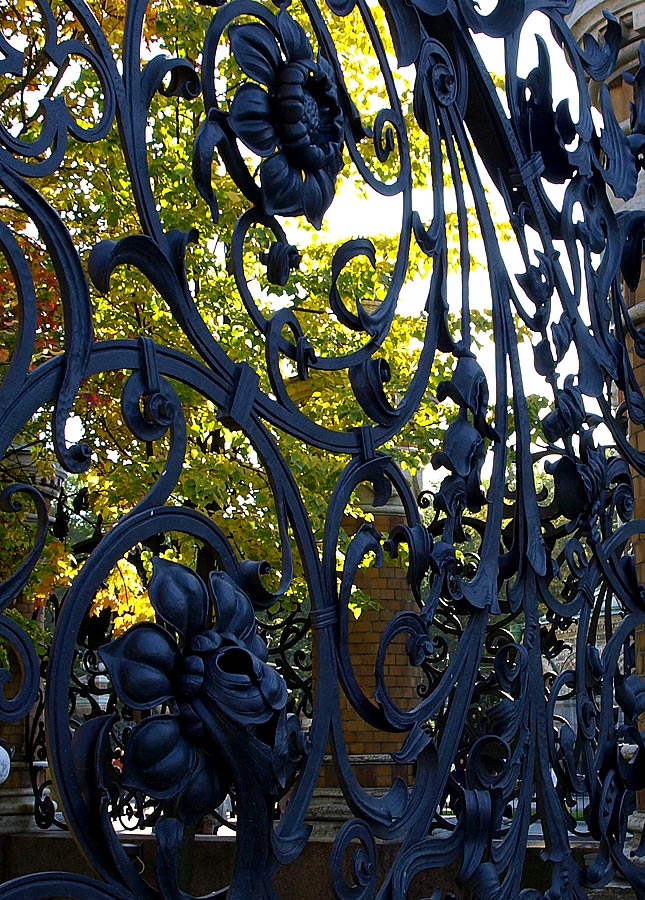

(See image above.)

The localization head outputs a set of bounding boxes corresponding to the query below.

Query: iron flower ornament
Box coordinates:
[228,9,344,229]
[98,557,291,821]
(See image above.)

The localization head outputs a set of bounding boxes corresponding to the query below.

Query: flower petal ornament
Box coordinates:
[99,559,292,815]
[228,10,344,228]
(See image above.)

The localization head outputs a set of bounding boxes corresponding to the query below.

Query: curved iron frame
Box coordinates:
[2,0,645,897]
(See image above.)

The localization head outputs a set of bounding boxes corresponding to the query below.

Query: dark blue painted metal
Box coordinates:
[2,0,645,897]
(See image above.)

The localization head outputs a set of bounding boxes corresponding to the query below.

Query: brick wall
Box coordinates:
[317,510,424,789]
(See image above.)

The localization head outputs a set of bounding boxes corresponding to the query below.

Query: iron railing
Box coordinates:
[2,0,645,897]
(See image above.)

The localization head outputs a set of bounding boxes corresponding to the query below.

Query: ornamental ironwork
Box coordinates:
[2,1,645,899]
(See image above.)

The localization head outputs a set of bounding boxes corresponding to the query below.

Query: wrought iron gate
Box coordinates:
[2,0,645,897]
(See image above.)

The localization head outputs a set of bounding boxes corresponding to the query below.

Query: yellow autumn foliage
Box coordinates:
[90,558,154,636]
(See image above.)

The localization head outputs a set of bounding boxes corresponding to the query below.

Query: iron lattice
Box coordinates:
[2,0,645,897]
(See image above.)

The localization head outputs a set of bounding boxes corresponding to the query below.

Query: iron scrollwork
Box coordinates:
[3,0,645,898]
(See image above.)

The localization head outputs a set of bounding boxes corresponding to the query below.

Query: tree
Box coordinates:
[1,0,483,637]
